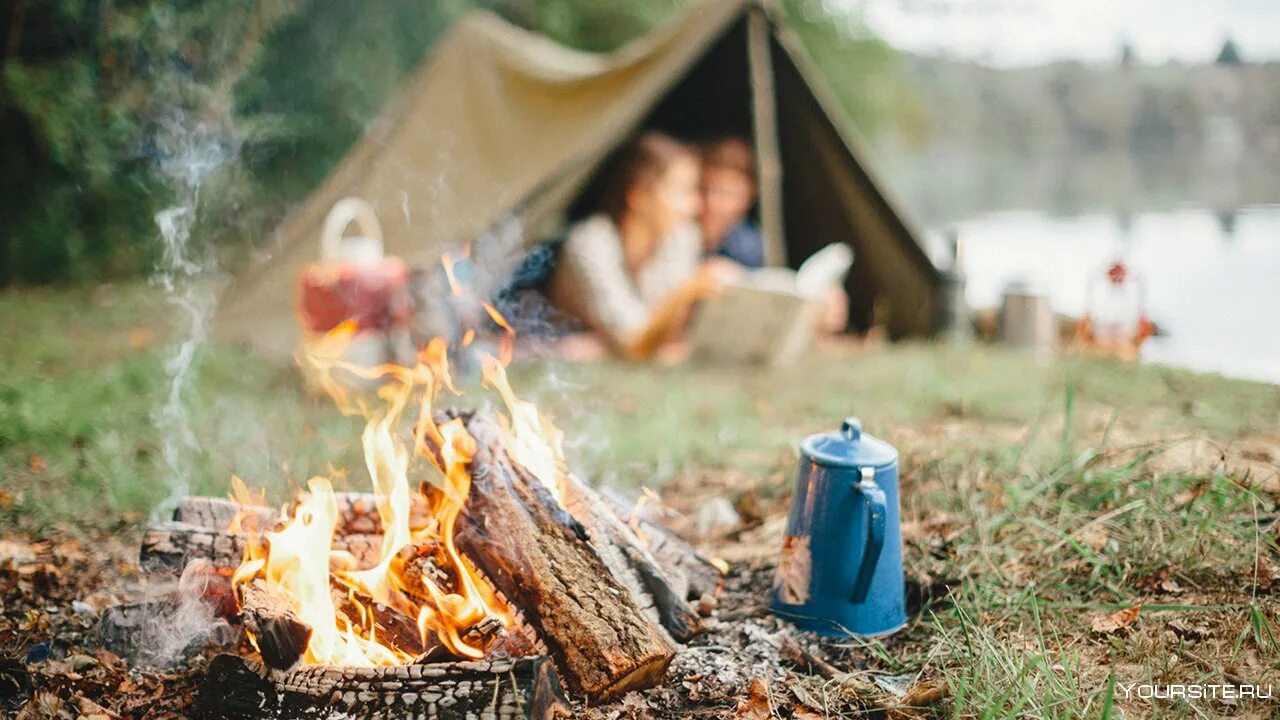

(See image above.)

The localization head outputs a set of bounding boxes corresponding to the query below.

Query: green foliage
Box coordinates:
[0,0,469,285]
[0,1,292,284]
[512,0,683,52]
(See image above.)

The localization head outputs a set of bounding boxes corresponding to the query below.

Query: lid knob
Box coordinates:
[840,417,862,442]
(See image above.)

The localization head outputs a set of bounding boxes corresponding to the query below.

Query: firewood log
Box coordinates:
[236,579,312,672]
[394,541,455,595]
[139,521,383,573]
[451,412,674,701]
[174,496,277,533]
[174,493,431,537]
[559,473,701,642]
[602,490,725,601]
[329,579,426,657]
[199,653,571,720]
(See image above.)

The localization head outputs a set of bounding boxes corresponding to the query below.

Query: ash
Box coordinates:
[591,561,805,717]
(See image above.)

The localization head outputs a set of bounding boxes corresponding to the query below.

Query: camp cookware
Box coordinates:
[771,417,906,637]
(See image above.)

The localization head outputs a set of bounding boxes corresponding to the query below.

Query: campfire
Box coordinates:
[122,275,723,719]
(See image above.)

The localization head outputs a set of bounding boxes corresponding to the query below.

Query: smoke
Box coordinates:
[459,215,629,487]
[149,117,233,518]
[104,560,238,670]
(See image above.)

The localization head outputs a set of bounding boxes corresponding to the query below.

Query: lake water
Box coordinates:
[926,205,1280,385]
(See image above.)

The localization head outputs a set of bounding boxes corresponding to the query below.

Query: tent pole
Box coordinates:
[747,7,787,268]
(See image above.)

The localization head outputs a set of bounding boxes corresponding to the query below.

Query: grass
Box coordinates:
[3,281,1280,718]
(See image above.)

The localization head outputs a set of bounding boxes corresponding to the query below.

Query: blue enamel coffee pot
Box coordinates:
[770,417,906,637]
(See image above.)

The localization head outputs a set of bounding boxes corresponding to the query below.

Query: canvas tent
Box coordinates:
[214,0,940,361]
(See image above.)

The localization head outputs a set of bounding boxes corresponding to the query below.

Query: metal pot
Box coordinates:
[771,417,906,637]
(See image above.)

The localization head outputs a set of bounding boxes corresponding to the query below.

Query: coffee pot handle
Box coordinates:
[851,467,887,603]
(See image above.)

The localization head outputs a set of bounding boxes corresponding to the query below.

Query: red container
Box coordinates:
[296,197,410,335]
[298,258,410,333]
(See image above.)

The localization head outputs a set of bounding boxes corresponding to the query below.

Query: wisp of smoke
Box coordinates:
[150,117,233,518]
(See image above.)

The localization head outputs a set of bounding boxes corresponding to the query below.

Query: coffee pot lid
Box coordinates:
[801,417,897,469]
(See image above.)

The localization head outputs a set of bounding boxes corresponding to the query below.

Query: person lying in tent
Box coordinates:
[698,136,765,269]
[549,132,723,361]
[697,135,850,334]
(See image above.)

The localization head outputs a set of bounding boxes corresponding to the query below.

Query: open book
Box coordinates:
[689,243,854,366]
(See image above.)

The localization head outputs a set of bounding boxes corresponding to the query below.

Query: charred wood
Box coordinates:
[329,579,426,657]
[236,579,312,672]
[199,652,570,720]
[393,541,455,596]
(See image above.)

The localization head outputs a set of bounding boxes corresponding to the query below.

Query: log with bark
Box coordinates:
[330,580,428,656]
[199,653,570,720]
[450,412,675,701]
[602,490,725,602]
[238,575,438,672]
[139,522,383,573]
[559,473,701,642]
[174,496,277,533]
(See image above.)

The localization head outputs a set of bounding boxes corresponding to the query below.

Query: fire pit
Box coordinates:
[116,331,722,719]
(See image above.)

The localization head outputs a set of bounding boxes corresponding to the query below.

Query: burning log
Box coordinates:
[200,653,570,720]
[237,578,432,672]
[237,579,312,672]
[394,541,454,594]
[413,615,502,664]
[453,412,675,701]
[559,473,702,642]
[139,521,383,573]
[174,493,431,537]
[330,580,426,657]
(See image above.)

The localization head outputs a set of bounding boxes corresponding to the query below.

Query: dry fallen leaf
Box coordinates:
[887,679,948,720]
[900,679,947,707]
[1091,604,1142,634]
[735,677,773,719]
[27,454,46,473]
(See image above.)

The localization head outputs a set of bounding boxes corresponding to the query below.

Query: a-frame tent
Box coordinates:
[214,0,939,361]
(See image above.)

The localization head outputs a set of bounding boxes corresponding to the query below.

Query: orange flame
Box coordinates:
[482,303,516,367]
[235,251,572,667]
[480,355,567,503]
[440,249,468,298]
